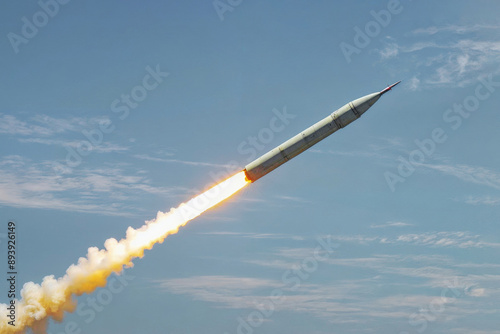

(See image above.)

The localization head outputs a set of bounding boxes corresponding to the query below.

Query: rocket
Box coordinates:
[243,81,401,182]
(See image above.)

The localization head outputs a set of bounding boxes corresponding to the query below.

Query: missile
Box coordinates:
[243,81,401,182]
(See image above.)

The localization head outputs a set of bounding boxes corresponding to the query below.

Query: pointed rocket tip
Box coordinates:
[380,80,402,95]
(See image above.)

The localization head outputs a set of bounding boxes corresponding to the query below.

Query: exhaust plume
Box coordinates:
[0,171,250,334]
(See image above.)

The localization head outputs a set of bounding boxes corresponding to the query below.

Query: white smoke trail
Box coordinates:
[0,171,250,334]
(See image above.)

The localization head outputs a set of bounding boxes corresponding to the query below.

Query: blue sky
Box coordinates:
[1,0,500,333]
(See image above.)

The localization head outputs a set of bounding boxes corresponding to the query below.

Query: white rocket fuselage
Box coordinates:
[243,82,400,182]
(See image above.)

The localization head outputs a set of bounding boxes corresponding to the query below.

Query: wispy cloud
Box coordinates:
[0,113,130,156]
[328,231,500,248]
[449,329,500,334]
[18,138,128,153]
[309,148,383,159]
[133,154,235,169]
[310,137,406,161]
[394,231,500,248]
[0,114,57,136]
[0,113,108,136]
[408,40,499,86]
[0,155,187,216]
[156,272,485,324]
[156,275,405,321]
[408,76,421,90]
[199,231,304,241]
[379,25,500,87]
[370,221,413,228]
[379,42,399,59]
[463,196,500,206]
[275,195,310,203]
[248,247,493,293]
[421,163,500,190]
[156,235,497,326]
[412,24,500,35]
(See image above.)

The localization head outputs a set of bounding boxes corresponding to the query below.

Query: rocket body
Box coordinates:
[243,82,400,182]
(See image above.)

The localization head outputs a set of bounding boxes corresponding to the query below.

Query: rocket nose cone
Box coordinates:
[380,80,401,95]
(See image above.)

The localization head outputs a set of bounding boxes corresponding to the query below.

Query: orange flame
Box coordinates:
[0,171,250,334]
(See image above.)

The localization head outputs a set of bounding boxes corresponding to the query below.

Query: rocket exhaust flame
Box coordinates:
[0,171,250,334]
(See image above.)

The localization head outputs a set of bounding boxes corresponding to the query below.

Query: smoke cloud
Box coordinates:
[0,171,249,333]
